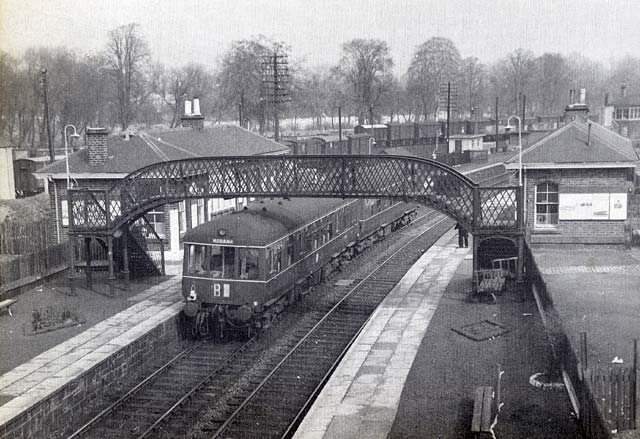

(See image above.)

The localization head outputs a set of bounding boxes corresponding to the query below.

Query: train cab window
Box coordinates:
[238,248,259,280]
[187,245,236,278]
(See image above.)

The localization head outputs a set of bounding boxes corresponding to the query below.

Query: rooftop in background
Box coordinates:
[449,134,484,139]
[36,125,289,178]
[506,120,638,167]
[607,94,640,107]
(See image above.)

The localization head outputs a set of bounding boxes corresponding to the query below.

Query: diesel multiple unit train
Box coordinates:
[181,197,416,337]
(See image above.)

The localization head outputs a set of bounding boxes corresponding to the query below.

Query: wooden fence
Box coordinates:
[0,219,49,255]
[585,367,637,432]
[0,242,69,293]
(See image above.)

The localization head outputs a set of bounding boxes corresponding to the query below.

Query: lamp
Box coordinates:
[505,116,522,187]
[64,124,80,189]
[368,137,376,155]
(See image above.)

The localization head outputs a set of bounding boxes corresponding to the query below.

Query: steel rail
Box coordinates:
[211,214,451,438]
[67,343,203,439]
[135,337,257,438]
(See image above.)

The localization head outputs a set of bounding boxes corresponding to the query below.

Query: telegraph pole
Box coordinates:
[338,106,342,142]
[41,69,54,162]
[261,47,291,143]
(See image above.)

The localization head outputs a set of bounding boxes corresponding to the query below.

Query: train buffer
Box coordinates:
[0,299,18,317]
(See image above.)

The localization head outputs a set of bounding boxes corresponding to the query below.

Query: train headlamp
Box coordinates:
[188,284,197,301]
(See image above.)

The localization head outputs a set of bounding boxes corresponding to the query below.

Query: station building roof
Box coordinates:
[505,120,638,169]
[36,125,290,180]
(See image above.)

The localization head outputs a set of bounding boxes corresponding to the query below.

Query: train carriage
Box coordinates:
[181,197,416,338]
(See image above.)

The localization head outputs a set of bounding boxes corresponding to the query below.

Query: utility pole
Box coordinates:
[521,94,526,141]
[446,82,451,142]
[261,47,290,143]
[495,96,499,151]
[41,69,54,162]
[338,106,342,142]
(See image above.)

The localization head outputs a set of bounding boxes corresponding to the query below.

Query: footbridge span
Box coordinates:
[67,155,524,284]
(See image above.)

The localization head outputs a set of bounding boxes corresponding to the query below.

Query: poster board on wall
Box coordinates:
[559,193,627,220]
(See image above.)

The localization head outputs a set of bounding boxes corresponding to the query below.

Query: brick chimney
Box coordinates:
[181,97,204,130]
[86,127,109,167]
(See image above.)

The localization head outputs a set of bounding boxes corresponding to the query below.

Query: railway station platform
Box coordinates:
[294,229,578,439]
[0,275,183,438]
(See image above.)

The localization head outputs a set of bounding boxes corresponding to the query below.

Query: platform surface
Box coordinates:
[0,276,183,427]
[294,230,579,439]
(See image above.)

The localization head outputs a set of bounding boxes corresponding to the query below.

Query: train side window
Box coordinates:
[238,248,259,280]
[268,243,282,274]
[286,236,296,266]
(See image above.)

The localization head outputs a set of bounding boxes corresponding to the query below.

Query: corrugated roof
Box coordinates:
[36,125,289,177]
[508,120,638,165]
[183,198,349,246]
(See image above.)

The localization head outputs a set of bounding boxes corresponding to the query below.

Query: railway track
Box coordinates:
[165,214,451,439]
[67,340,253,439]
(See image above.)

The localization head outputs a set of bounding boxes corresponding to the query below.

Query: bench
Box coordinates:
[0,299,17,317]
[473,269,506,301]
[471,386,494,437]
[471,364,503,437]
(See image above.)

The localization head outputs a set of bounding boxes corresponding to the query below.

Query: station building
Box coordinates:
[35,102,289,260]
[506,111,638,245]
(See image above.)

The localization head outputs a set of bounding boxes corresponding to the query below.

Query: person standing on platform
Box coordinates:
[455,223,468,248]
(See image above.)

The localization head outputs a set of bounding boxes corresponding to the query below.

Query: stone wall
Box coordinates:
[0,313,181,439]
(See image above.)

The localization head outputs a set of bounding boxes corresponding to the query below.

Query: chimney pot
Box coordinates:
[193,97,201,116]
[621,83,627,98]
[579,88,586,105]
[184,99,192,115]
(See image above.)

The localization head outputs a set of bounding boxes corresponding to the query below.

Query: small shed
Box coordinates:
[448,134,484,154]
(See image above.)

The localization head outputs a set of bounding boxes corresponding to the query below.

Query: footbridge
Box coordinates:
[67,155,524,284]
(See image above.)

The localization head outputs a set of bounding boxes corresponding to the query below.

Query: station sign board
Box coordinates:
[559,193,627,220]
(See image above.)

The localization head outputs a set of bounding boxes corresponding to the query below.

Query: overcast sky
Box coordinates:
[1,0,638,72]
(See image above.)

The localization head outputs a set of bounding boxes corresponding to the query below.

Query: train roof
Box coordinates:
[183,198,351,246]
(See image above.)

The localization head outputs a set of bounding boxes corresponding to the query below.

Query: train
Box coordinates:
[181,197,417,338]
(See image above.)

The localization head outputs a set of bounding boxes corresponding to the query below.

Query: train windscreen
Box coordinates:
[186,244,259,280]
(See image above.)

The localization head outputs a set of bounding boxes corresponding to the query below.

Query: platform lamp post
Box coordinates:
[505,115,525,284]
[505,116,522,187]
[64,124,80,295]
[368,137,376,155]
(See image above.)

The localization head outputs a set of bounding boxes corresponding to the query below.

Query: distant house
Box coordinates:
[506,111,638,245]
[34,101,289,258]
[600,85,640,141]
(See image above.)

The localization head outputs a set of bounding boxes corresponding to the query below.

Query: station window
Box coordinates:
[145,209,165,238]
[197,199,205,224]
[535,182,559,227]
[178,201,186,233]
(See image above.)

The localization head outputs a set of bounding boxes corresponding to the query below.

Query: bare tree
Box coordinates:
[334,39,393,124]
[217,36,275,131]
[501,48,535,114]
[407,37,461,121]
[534,53,570,115]
[154,62,214,128]
[105,23,150,130]
[460,57,486,117]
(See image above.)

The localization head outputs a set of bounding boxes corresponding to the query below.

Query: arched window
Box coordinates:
[535,182,559,227]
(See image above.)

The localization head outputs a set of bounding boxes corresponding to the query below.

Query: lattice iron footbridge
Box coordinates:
[67,155,524,287]
[68,155,523,235]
